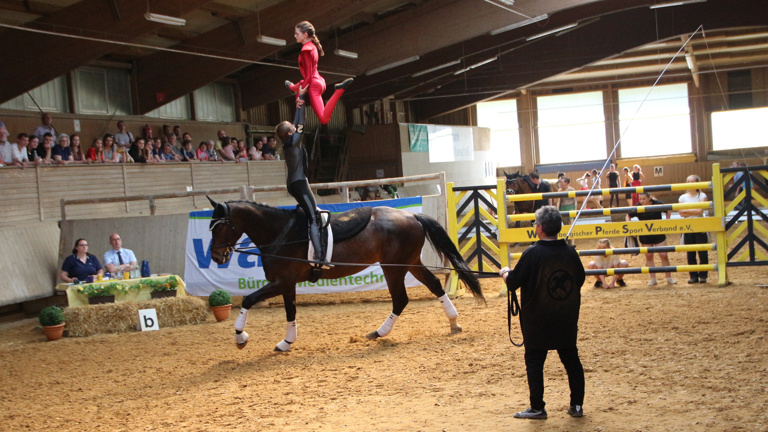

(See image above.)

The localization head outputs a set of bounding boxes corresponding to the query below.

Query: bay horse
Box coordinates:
[206,197,484,352]
[504,171,535,227]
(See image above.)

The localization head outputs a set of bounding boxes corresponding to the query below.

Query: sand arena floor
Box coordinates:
[1,246,767,432]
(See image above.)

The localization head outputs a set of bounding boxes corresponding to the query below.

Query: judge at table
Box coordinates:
[60,238,104,283]
[103,233,137,274]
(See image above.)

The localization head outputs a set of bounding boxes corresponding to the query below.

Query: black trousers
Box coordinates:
[683,232,709,279]
[524,346,584,410]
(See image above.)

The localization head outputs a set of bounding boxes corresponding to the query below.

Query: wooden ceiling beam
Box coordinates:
[0,0,210,104]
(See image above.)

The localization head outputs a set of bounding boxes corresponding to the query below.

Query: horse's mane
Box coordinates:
[229,200,297,217]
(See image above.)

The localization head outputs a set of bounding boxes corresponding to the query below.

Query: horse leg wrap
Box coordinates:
[235,331,249,346]
[285,320,297,343]
[376,313,399,337]
[234,308,249,332]
[438,294,459,320]
[275,340,292,352]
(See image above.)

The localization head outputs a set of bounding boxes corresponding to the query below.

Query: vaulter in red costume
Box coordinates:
[286,21,353,125]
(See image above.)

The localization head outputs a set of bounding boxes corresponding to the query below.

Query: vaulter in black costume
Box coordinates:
[275,87,329,272]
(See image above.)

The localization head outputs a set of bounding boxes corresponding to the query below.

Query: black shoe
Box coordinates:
[593,280,602,288]
[688,277,699,284]
[334,78,354,91]
[617,279,627,287]
[567,405,584,417]
[513,407,547,420]
[699,278,707,284]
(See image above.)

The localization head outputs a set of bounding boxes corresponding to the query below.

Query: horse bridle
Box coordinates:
[209,203,238,257]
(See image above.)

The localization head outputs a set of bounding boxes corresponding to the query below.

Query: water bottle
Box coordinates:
[141,260,151,277]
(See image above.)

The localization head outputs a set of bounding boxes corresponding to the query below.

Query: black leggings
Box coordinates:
[287,179,323,260]
[524,347,585,410]
[683,232,709,279]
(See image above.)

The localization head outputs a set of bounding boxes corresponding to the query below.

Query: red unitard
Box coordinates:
[288,41,346,125]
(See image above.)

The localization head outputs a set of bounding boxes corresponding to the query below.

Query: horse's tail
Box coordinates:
[414,214,485,303]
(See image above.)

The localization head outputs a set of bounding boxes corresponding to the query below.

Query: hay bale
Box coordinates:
[135,296,208,327]
[64,302,138,337]
[64,297,209,337]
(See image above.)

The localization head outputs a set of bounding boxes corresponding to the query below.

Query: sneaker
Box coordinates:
[567,405,584,418]
[648,279,658,286]
[617,279,627,287]
[334,77,354,91]
[667,277,677,285]
[513,407,547,420]
[593,280,603,288]
[688,277,699,284]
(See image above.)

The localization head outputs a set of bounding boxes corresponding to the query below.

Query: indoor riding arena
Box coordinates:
[1,1,767,431]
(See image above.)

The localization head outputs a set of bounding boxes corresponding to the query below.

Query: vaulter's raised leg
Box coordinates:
[234,281,289,349]
[275,291,298,352]
[410,265,462,334]
[367,267,409,340]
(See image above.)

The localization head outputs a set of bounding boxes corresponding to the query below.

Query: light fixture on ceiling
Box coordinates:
[144,13,186,26]
[411,60,461,77]
[334,49,359,59]
[490,14,549,35]
[256,35,286,46]
[497,0,515,5]
[526,22,578,41]
[453,57,498,75]
[366,56,420,76]
[254,0,286,47]
[649,0,706,9]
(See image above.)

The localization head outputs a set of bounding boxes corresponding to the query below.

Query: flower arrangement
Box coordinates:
[208,289,232,307]
[78,282,120,298]
[39,305,65,327]
[142,276,179,292]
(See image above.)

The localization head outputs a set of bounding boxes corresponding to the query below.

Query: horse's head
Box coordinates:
[504,170,522,194]
[207,196,240,265]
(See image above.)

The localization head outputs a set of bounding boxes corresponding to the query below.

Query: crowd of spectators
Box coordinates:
[0,114,280,168]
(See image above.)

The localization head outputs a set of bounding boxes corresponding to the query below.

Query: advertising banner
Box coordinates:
[184,197,424,296]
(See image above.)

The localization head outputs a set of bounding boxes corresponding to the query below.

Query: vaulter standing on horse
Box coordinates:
[276,85,330,276]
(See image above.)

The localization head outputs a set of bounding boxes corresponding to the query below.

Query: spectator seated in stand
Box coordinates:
[206,139,219,161]
[52,133,74,165]
[180,139,197,161]
[27,135,42,165]
[235,139,248,162]
[196,142,209,161]
[102,134,121,163]
[103,233,137,275]
[152,137,163,161]
[129,138,154,164]
[0,124,13,166]
[11,132,30,167]
[70,134,85,163]
[586,238,629,289]
[219,137,236,161]
[60,238,104,283]
[248,139,264,161]
[159,143,179,161]
[86,137,105,164]
[39,133,55,165]
[262,136,277,160]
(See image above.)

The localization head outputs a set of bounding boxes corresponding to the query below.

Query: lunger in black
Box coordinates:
[500,205,586,420]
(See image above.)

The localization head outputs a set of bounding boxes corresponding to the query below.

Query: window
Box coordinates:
[146,95,191,120]
[75,67,131,115]
[711,107,768,151]
[477,99,521,167]
[0,76,69,113]
[194,82,236,122]
[537,91,606,164]
[618,83,692,158]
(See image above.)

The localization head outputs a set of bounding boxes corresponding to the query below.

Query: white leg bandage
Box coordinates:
[234,308,249,331]
[376,313,399,337]
[285,320,297,343]
[235,331,249,345]
[438,294,459,320]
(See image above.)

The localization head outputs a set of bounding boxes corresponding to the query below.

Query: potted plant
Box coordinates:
[148,276,179,299]
[39,306,66,341]
[78,282,118,304]
[208,289,232,322]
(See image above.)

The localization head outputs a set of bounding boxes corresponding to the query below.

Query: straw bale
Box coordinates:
[64,302,138,337]
[135,296,208,327]
[64,297,209,337]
